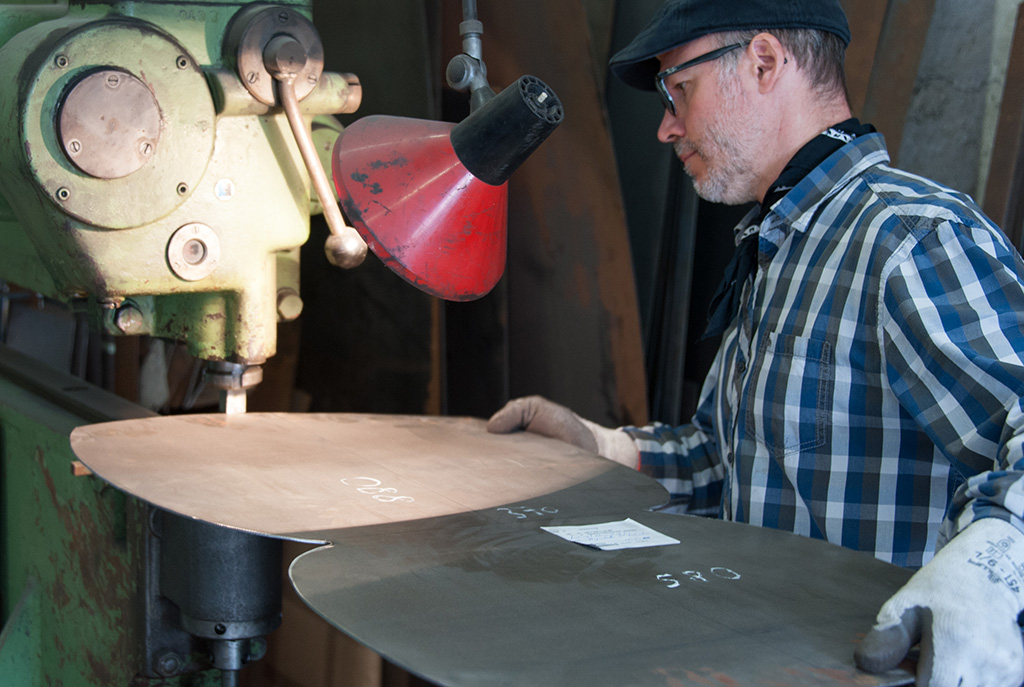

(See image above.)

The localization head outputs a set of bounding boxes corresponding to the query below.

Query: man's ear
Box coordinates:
[748,32,787,93]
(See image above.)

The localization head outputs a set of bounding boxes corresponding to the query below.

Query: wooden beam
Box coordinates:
[984,5,1024,244]
[474,0,649,427]
[859,0,936,163]
[841,0,889,117]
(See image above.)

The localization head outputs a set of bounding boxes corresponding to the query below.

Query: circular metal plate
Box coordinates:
[166,223,220,281]
[291,511,916,687]
[58,69,162,179]
[232,6,324,105]
[70,413,667,542]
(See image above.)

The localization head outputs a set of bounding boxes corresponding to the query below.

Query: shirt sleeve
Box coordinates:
[881,216,1024,545]
[622,350,727,516]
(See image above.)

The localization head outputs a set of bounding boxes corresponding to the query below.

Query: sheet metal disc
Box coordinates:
[69,413,667,542]
[291,510,915,687]
[71,412,915,686]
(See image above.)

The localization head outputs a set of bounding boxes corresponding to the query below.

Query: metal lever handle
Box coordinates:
[265,35,367,269]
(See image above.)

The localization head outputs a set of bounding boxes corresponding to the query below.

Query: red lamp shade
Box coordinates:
[332,115,507,301]
[332,75,562,301]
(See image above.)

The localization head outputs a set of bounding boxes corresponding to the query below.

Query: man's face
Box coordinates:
[657,38,767,205]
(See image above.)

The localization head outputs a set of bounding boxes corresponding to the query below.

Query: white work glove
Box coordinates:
[487,395,638,468]
[855,517,1024,687]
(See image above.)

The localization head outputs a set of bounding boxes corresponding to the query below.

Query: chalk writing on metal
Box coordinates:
[657,567,741,588]
[496,506,559,519]
[340,477,414,503]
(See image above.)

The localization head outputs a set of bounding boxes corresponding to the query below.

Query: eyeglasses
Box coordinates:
[656,42,747,116]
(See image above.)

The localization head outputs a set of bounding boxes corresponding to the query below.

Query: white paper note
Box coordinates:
[541,518,680,551]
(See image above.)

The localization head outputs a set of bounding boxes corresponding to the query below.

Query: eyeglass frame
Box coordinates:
[655,42,748,116]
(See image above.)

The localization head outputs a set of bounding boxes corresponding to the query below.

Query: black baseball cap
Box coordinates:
[610,0,851,91]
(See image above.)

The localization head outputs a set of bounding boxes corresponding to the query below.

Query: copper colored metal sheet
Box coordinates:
[71,412,915,686]
[69,413,666,542]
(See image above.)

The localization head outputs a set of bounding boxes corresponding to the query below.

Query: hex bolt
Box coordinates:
[56,187,70,201]
[276,288,304,321]
[155,650,183,677]
[54,54,69,69]
[114,304,145,335]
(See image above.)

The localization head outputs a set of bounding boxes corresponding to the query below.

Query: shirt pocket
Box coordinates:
[744,332,834,460]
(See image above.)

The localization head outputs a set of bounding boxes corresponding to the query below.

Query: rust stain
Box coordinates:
[683,670,718,686]
[702,668,740,686]
[653,667,689,687]
[32,442,138,684]
[85,647,118,685]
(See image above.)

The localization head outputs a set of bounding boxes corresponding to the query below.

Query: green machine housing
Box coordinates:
[0,1,365,684]
[0,0,361,368]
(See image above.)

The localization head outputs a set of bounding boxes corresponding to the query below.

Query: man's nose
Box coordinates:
[657,108,685,143]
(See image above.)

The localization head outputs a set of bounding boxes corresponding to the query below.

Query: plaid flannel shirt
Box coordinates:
[625,132,1024,568]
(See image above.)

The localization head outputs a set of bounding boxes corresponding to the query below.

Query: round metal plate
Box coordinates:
[291,511,916,687]
[166,223,220,281]
[70,413,667,542]
[232,6,324,105]
[58,69,162,179]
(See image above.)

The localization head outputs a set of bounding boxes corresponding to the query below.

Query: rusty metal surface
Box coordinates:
[70,413,667,542]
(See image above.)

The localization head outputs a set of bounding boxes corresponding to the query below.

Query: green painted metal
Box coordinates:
[0,346,225,686]
[0,578,41,687]
[0,0,347,365]
[0,2,348,680]
[0,365,144,684]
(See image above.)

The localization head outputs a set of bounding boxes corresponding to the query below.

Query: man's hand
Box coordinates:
[855,518,1024,687]
[487,395,638,467]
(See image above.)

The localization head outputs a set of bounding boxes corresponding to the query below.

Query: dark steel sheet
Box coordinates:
[291,510,915,687]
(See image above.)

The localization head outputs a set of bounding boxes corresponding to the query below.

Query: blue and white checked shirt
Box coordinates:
[624,132,1024,568]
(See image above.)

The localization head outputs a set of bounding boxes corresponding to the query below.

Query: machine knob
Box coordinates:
[228,5,367,269]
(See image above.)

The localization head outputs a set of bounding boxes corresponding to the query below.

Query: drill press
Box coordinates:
[0,1,562,683]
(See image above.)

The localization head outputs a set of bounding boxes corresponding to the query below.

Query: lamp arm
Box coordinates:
[446,1,495,112]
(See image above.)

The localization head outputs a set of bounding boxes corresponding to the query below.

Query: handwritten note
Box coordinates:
[541,518,680,551]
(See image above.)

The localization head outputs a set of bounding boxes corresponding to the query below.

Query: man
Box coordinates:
[487,1,1024,685]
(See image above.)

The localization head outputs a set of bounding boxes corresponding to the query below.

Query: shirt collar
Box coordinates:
[732,131,891,264]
